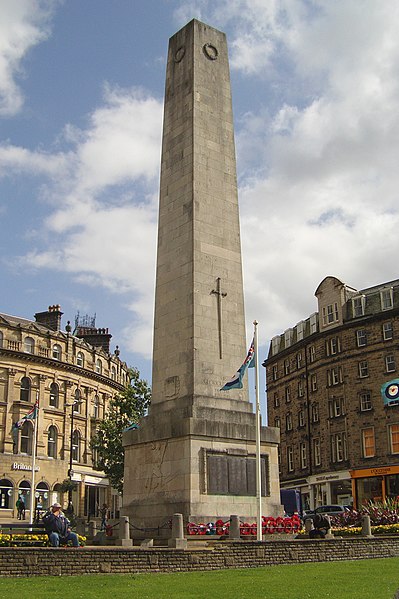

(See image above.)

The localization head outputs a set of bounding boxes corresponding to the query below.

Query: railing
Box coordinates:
[7,341,21,351]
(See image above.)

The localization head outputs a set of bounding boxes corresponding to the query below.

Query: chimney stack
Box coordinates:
[75,327,112,353]
[34,305,63,332]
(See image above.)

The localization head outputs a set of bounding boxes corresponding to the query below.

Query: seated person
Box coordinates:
[309,513,331,539]
[43,502,79,548]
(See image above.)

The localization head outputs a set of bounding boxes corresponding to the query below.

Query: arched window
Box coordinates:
[20,421,33,455]
[18,481,31,509]
[111,366,116,380]
[73,389,81,413]
[49,383,59,408]
[24,336,35,354]
[36,481,49,510]
[20,377,31,402]
[93,395,100,419]
[72,430,81,462]
[51,483,62,508]
[76,352,84,367]
[91,432,98,467]
[95,359,102,375]
[0,479,13,509]
[52,344,62,360]
[47,425,58,458]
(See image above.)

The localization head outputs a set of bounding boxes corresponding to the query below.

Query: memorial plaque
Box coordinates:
[228,455,248,495]
[207,452,270,496]
[207,453,229,494]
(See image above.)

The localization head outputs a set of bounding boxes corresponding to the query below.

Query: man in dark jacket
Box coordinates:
[309,513,331,539]
[42,502,79,547]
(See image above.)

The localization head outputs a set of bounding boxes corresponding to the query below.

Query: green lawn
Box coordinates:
[0,558,398,598]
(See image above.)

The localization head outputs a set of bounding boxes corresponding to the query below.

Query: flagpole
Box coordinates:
[253,320,262,541]
[29,391,39,526]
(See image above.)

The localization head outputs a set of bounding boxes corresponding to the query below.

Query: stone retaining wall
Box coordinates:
[1,537,399,577]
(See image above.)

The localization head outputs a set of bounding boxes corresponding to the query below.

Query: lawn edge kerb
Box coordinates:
[1,525,399,546]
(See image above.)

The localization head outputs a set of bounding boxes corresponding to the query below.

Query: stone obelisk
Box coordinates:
[123,19,280,533]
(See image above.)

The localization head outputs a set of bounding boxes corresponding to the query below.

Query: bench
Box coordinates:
[0,522,48,546]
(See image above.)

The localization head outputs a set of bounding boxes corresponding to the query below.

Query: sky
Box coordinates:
[1,0,399,391]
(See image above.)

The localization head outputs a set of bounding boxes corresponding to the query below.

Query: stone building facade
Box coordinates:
[264,276,399,511]
[0,305,129,519]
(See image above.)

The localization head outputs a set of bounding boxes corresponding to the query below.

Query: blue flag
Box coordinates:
[220,339,255,391]
[381,379,399,405]
[123,422,139,432]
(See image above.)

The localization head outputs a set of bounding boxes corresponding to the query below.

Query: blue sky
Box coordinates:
[1,0,399,390]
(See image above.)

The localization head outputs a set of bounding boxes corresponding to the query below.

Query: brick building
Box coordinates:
[0,305,129,519]
[264,276,399,510]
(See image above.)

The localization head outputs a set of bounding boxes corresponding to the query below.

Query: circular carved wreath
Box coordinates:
[203,43,218,60]
[174,46,186,63]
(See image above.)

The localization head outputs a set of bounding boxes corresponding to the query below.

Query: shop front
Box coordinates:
[350,465,399,508]
[307,470,352,509]
[0,474,59,519]
[70,470,110,519]
[0,455,111,520]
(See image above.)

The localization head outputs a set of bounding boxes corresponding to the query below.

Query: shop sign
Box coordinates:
[11,463,39,472]
[350,465,399,478]
[85,475,109,485]
[308,471,350,484]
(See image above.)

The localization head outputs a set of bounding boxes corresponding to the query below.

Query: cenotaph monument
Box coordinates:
[123,19,280,533]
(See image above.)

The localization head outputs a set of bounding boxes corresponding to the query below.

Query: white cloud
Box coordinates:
[0,0,55,116]
[0,144,69,176]
[25,204,157,286]
[74,85,162,195]
[4,84,162,357]
[207,1,399,346]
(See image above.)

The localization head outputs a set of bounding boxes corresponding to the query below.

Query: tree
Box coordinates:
[90,367,151,494]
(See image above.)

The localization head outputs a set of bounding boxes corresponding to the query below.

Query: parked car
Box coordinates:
[303,505,350,522]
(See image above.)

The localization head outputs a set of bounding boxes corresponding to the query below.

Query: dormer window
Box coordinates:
[309,313,318,334]
[380,288,393,311]
[322,303,339,326]
[271,336,280,356]
[352,295,365,318]
[284,328,293,348]
[296,321,305,341]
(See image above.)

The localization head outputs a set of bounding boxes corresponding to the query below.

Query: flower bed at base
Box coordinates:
[0,534,86,547]
[297,523,399,537]
[186,515,302,536]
